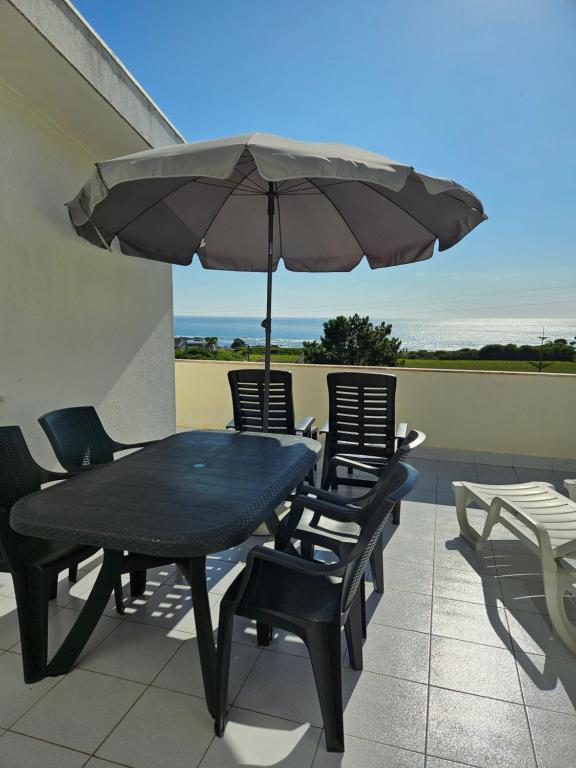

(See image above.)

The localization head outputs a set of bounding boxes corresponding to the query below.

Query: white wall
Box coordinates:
[0,79,176,468]
[175,360,576,460]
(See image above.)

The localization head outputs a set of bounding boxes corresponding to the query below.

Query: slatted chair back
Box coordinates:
[326,372,397,461]
[340,462,417,613]
[228,369,296,434]
[39,406,114,471]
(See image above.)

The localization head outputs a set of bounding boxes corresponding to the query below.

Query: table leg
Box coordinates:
[185,556,217,717]
[47,548,124,677]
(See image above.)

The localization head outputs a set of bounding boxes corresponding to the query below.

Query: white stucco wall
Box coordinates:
[0,77,176,468]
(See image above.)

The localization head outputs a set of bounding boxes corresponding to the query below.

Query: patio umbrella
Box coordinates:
[66,132,486,429]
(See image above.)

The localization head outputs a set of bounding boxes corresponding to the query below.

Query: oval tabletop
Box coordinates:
[11,430,321,558]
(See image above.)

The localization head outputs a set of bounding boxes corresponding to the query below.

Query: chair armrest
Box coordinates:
[246,545,343,577]
[295,416,315,435]
[396,423,408,441]
[319,421,329,435]
[291,494,361,524]
[39,468,74,484]
[329,455,380,477]
[299,483,355,505]
[225,419,236,431]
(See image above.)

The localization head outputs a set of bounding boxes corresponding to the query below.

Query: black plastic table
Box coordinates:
[11,429,320,713]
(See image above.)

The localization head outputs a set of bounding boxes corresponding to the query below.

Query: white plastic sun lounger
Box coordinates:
[454,478,576,654]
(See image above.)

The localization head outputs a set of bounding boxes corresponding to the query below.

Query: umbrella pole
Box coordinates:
[262,182,275,432]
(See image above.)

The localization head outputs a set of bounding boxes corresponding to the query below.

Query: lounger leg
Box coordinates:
[68,565,78,583]
[541,548,576,655]
[454,482,484,549]
[392,501,401,526]
[306,623,345,752]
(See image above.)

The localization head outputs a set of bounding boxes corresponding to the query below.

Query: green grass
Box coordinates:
[402,359,576,373]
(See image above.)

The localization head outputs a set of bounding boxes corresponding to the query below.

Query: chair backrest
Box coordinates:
[0,426,44,567]
[0,426,44,511]
[38,406,114,471]
[228,369,296,434]
[326,372,397,459]
[340,461,419,614]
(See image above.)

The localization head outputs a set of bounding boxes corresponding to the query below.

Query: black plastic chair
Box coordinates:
[38,406,157,596]
[320,372,408,524]
[227,369,315,437]
[214,461,419,752]
[0,426,124,683]
[277,429,426,608]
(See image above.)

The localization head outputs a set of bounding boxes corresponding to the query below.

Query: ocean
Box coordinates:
[174,316,576,352]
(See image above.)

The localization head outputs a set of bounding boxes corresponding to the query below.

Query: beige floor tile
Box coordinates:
[427,686,535,768]
[0,731,87,767]
[13,668,144,753]
[97,686,213,768]
[200,707,321,768]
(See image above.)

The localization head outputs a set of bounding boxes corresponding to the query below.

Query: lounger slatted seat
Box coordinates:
[454,479,576,654]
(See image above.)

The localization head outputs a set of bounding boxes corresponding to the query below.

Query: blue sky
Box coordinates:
[75,0,576,320]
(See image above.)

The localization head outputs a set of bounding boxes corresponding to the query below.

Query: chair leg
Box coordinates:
[344,594,364,671]
[360,575,367,639]
[214,607,234,737]
[129,570,147,597]
[49,577,58,601]
[306,623,345,752]
[68,564,78,583]
[256,621,272,646]
[369,535,384,593]
[12,568,50,683]
[114,578,124,615]
[392,501,401,526]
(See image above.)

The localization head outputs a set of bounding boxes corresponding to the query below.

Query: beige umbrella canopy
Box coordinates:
[67,131,487,427]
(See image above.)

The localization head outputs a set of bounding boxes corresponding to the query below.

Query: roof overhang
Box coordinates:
[0,0,184,157]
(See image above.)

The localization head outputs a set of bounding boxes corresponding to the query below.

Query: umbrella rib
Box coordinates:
[195,164,262,250]
[112,176,201,239]
[306,178,368,259]
[360,181,439,240]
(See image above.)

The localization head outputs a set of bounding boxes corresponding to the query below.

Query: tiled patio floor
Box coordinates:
[1,450,576,767]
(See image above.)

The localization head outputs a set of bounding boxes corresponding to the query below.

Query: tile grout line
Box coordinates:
[423,495,438,760]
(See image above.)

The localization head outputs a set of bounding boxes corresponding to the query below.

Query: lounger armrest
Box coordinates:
[319,421,329,435]
[295,416,315,435]
[489,496,550,542]
[564,479,576,502]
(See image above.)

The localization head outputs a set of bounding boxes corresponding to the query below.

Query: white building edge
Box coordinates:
[0,0,184,466]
